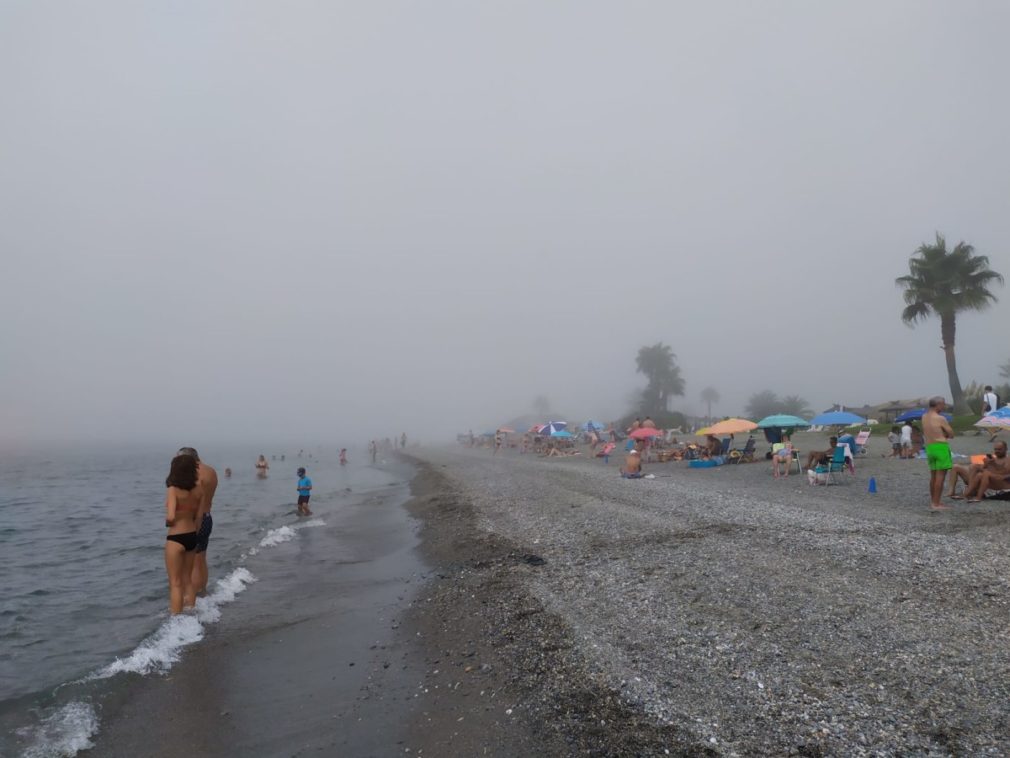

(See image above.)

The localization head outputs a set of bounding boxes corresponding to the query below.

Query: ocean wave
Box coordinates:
[90,567,256,679]
[258,525,297,548]
[18,701,98,758]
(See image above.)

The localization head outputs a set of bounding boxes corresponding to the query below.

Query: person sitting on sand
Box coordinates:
[621,442,644,478]
[704,434,722,458]
[958,440,1010,502]
[772,434,794,478]
[804,436,838,470]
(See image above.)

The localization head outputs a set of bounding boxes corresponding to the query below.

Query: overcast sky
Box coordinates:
[2,1,1008,445]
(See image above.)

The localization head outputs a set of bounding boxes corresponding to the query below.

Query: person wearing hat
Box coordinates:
[296,467,313,516]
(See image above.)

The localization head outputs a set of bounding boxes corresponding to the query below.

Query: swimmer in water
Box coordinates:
[256,454,269,478]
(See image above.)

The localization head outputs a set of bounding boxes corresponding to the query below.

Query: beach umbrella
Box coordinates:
[894,409,952,423]
[757,414,810,429]
[582,420,606,432]
[976,407,1010,429]
[550,429,575,438]
[697,418,757,436]
[629,427,663,440]
[809,411,866,426]
[537,421,567,436]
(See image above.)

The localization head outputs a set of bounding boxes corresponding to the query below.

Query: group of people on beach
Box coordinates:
[162,448,328,614]
[479,393,1010,513]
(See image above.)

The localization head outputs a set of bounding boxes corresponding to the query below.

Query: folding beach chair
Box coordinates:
[825,445,851,485]
[728,437,756,464]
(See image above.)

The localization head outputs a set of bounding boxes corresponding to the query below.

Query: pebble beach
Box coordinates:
[404,432,1010,755]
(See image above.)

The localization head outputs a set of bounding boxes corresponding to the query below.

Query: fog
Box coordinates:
[2,1,1008,446]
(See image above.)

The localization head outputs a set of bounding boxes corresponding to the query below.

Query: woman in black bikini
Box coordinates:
[165,454,204,614]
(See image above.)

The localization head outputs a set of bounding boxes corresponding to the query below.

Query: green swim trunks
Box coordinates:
[926,442,952,471]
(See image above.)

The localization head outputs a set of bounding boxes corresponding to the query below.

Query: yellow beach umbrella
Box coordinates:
[697,418,757,436]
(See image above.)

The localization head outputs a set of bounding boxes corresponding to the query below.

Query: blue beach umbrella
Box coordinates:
[975,406,1010,429]
[757,414,810,429]
[809,411,866,426]
[551,429,575,438]
[582,420,606,432]
[895,409,952,423]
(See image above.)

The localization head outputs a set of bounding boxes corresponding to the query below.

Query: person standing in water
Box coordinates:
[176,447,218,601]
[369,440,377,464]
[164,454,204,614]
[339,448,347,465]
[296,467,313,516]
[256,454,269,478]
[923,396,955,511]
[401,432,407,449]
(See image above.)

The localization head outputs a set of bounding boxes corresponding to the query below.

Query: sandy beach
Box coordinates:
[401,432,1010,755]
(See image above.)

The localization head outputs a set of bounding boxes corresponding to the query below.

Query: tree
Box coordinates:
[896,234,1003,414]
[700,386,720,421]
[779,395,813,418]
[744,390,812,420]
[635,343,685,415]
[745,390,781,420]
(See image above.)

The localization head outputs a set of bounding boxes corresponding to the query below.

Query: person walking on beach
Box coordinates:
[164,454,204,614]
[256,454,269,478]
[885,426,901,458]
[369,440,377,464]
[900,421,913,459]
[176,447,217,601]
[923,396,955,511]
[401,432,407,449]
[295,467,313,515]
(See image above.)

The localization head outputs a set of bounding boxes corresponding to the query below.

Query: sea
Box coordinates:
[0,443,411,757]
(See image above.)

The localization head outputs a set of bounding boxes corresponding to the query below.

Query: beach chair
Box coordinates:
[728,437,756,464]
[854,430,871,457]
[825,445,851,485]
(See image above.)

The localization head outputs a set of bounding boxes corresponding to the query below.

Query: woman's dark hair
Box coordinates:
[166,454,199,490]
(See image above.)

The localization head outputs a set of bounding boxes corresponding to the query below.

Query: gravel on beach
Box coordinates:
[405,433,1010,756]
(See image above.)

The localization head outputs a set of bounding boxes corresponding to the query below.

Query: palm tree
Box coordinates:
[635,343,685,414]
[896,234,1003,414]
[700,386,720,421]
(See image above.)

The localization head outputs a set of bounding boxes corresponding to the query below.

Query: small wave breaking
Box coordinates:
[91,567,256,680]
[18,701,98,758]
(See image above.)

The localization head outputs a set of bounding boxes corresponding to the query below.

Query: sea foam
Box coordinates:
[19,701,99,758]
[91,567,256,679]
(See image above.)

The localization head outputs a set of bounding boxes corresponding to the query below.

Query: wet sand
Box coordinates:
[84,466,434,758]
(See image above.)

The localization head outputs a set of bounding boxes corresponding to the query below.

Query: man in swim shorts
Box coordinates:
[296,467,313,516]
[177,447,218,599]
[922,397,954,511]
[621,442,644,478]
